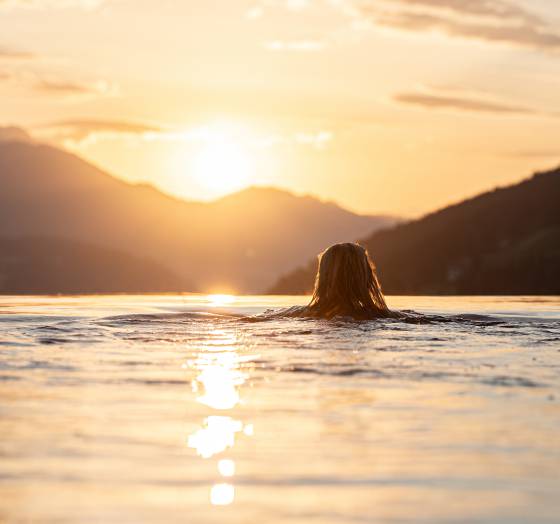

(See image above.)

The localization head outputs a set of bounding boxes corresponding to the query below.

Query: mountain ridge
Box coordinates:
[0,137,397,293]
[268,167,560,295]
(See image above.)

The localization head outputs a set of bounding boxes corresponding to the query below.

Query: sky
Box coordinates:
[1,0,560,217]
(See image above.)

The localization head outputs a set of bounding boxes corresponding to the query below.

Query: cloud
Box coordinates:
[37,118,335,153]
[0,45,113,100]
[393,91,535,114]
[32,78,118,100]
[37,119,241,147]
[373,0,538,22]
[0,45,34,59]
[0,67,115,100]
[249,2,326,51]
[39,119,164,142]
[248,1,560,52]
[354,0,560,52]
[264,39,325,52]
[28,78,119,101]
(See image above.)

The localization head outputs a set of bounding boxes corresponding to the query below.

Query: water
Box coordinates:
[1,295,559,524]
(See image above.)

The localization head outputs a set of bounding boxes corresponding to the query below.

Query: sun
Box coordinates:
[192,127,254,197]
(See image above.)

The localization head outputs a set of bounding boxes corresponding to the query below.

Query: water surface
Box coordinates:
[1,295,559,523]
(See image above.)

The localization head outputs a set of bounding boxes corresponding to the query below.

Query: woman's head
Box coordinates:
[307,243,388,319]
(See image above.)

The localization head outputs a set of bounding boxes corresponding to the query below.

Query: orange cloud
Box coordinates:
[38,119,163,142]
[34,79,115,97]
[0,44,34,59]
[355,0,560,52]
[393,91,535,115]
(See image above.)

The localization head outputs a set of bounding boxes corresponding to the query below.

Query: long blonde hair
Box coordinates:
[304,243,390,319]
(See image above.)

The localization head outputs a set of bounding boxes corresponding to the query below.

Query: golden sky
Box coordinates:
[1,0,560,216]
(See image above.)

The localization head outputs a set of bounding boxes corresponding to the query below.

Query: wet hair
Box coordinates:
[303,242,390,320]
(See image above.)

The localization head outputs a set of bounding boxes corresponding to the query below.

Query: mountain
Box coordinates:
[0,136,396,293]
[269,167,560,295]
[0,237,190,294]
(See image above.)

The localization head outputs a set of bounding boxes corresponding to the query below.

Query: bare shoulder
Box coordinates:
[242,305,308,322]
[281,305,309,317]
[266,305,308,318]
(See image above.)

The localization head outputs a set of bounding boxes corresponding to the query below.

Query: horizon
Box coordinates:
[2,0,560,216]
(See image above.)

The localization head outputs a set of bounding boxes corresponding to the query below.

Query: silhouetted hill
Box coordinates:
[0,136,396,293]
[269,168,560,295]
[0,237,190,294]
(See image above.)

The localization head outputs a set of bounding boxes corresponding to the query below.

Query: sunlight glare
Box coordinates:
[196,363,243,410]
[193,125,254,196]
[188,416,243,458]
[191,329,246,410]
[207,294,236,307]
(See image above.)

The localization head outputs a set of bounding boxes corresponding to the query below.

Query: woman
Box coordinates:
[258,242,400,320]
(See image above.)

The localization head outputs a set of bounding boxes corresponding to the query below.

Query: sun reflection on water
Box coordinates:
[207,294,236,307]
[210,483,235,506]
[186,326,254,508]
[190,329,248,410]
[187,416,244,458]
[193,357,245,410]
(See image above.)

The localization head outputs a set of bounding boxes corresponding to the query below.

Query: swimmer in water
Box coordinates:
[260,242,402,320]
